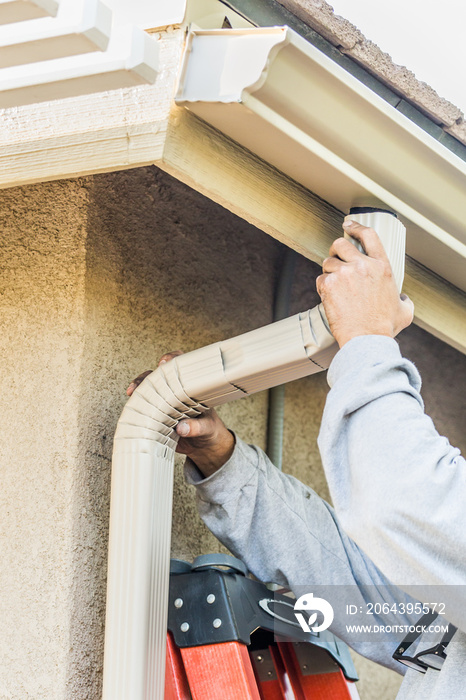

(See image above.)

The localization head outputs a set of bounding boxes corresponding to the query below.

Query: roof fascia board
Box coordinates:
[239,91,466,284]
[176,27,466,292]
[403,259,466,354]
[218,0,466,163]
[160,108,466,354]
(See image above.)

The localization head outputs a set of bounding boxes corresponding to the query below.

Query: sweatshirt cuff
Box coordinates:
[184,434,260,504]
[327,335,402,388]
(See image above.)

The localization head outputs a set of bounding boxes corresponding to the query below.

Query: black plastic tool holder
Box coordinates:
[167,554,358,681]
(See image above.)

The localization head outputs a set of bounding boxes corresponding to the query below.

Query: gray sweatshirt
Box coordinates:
[184,335,466,699]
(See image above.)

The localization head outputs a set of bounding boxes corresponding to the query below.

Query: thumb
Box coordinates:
[176,416,212,439]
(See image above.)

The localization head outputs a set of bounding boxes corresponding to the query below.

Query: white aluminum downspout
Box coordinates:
[102,212,405,698]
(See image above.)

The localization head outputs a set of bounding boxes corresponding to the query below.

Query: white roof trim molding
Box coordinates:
[0,0,112,68]
[176,26,466,294]
[0,0,160,107]
[0,25,159,107]
[0,0,58,25]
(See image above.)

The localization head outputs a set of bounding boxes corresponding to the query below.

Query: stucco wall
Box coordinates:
[0,181,90,698]
[1,166,464,699]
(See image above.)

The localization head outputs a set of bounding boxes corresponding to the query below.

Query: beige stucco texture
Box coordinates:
[1,167,464,699]
[0,181,90,699]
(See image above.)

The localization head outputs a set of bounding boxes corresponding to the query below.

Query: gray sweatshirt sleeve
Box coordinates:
[184,437,418,671]
[318,335,466,632]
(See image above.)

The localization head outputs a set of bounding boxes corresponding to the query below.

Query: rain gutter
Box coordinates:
[175,26,466,293]
[218,0,466,164]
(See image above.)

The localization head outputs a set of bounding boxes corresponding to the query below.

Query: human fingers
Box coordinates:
[322,256,346,273]
[342,219,388,260]
[175,410,234,475]
[327,236,362,263]
[158,350,183,366]
[315,272,332,299]
[127,369,153,396]
[176,413,216,439]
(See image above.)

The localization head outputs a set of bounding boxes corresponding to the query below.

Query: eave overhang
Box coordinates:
[176,26,466,293]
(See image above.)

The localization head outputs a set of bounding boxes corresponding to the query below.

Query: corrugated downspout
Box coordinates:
[103,211,406,699]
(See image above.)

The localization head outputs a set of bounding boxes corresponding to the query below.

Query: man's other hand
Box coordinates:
[316,218,414,348]
[126,351,235,477]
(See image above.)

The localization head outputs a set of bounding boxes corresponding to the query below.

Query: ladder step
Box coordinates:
[180,642,262,700]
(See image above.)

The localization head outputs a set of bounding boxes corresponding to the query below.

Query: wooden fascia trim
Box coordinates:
[160,108,466,355]
[0,28,184,189]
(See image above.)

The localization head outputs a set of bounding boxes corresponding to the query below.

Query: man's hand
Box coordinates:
[316,218,414,348]
[126,351,235,478]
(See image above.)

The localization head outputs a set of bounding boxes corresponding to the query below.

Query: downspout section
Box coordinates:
[103,211,405,699]
[103,308,336,699]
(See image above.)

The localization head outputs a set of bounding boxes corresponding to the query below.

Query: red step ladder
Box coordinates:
[165,555,360,700]
[165,634,359,699]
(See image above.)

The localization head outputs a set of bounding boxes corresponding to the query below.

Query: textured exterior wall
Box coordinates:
[1,166,464,699]
[0,181,90,699]
[0,167,278,699]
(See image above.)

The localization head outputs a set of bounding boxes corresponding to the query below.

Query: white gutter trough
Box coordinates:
[175,27,466,293]
[103,212,405,699]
